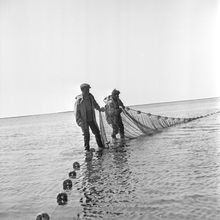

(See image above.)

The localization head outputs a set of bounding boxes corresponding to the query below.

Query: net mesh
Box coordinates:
[99,108,219,146]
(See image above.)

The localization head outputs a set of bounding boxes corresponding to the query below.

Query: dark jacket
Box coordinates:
[103,95,125,125]
[74,93,100,127]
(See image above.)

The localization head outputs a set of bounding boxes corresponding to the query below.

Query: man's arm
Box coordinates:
[90,94,101,111]
[118,98,125,109]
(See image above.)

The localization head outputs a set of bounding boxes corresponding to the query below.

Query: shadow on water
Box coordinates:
[78,143,134,219]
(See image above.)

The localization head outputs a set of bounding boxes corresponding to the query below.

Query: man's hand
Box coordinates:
[78,121,85,129]
[100,107,105,112]
[117,108,122,114]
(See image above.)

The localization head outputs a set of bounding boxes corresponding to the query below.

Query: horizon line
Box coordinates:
[0,96,219,120]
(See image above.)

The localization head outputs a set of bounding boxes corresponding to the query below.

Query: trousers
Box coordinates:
[111,114,124,138]
[81,120,104,150]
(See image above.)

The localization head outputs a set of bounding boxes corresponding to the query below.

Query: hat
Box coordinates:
[80,83,91,90]
[112,89,120,95]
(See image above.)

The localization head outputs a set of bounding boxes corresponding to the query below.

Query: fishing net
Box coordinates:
[99,108,219,146]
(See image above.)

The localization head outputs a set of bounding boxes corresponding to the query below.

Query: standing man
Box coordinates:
[104,89,125,139]
[74,83,104,151]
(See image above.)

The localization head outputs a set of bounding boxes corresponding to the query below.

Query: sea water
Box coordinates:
[0,98,220,220]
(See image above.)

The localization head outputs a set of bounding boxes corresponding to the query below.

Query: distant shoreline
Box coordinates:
[1,96,219,120]
[130,96,220,108]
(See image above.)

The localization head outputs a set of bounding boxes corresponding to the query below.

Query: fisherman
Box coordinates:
[74,83,104,151]
[104,89,125,139]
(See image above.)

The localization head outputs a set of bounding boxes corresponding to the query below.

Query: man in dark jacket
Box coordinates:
[104,89,125,139]
[74,83,104,151]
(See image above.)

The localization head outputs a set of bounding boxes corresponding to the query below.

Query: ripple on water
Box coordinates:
[1,101,220,219]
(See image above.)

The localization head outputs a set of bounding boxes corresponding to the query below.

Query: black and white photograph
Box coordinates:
[0,0,220,219]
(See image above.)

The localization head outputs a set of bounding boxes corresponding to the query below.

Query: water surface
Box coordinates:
[0,98,220,219]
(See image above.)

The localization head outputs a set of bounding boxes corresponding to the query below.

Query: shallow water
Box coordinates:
[0,98,220,220]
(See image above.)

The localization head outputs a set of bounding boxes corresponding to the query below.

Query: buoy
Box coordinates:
[42,213,50,220]
[57,192,68,205]
[85,152,93,162]
[36,213,50,220]
[73,162,80,170]
[63,179,72,190]
[36,214,42,220]
[69,170,76,178]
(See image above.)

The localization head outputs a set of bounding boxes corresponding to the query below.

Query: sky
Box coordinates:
[0,0,220,118]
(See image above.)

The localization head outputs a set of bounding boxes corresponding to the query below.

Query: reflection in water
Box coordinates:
[0,98,219,220]
[79,143,133,219]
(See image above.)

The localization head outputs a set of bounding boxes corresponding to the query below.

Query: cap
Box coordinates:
[112,89,120,95]
[80,83,91,90]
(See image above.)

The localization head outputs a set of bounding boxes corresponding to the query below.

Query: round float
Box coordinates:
[63,179,72,190]
[73,162,80,170]
[57,192,68,205]
[69,170,76,178]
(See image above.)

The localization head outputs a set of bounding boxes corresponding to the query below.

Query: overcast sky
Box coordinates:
[0,0,220,118]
